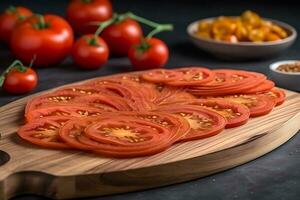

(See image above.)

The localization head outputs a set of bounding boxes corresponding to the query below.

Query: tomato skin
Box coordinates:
[128,38,169,70]
[0,6,32,44]
[66,0,113,35]
[3,68,38,94]
[10,15,74,67]
[101,18,143,55]
[71,34,109,69]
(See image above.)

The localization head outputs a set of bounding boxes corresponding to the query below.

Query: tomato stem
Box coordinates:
[124,12,173,38]
[34,14,49,30]
[81,0,92,3]
[125,12,161,28]
[93,14,117,37]
[91,12,173,39]
[146,24,173,38]
[6,6,17,14]
[0,60,28,87]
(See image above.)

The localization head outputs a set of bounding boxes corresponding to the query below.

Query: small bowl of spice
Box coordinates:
[270,60,300,91]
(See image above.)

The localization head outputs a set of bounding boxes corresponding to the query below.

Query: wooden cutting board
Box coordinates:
[0,74,300,200]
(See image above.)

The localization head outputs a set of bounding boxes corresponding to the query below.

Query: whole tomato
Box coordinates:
[128,37,169,70]
[1,60,38,94]
[10,14,74,67]
[101,18,143,56]
[66,0,113,35]
[71,34,109,69]
[0,6,32,44]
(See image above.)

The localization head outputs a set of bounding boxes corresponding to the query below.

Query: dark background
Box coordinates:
[0,1,300,200]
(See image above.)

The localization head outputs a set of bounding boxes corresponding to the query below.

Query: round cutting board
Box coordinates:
[0,75,299,200]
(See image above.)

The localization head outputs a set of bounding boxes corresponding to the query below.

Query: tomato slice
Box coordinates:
[156,105,226,142]
[75,116,176,158]
[18,116,73,149]
[154,86,196,105]
[25,104,103,121]
[222,94,276,117]
[187,70,266,96]
[179,99,250,128]
[25,91,85,114]
[72,94,134,111]
[165,67,215,86]
[141,69,183,83]
[260,88,286,106]
[104,111,191,142]
[243,80,275,94]
[85,79,154,110]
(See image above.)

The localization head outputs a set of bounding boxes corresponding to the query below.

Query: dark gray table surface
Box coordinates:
[0,1,299,200]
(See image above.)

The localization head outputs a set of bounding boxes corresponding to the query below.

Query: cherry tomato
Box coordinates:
[66,0,113,35]
[71,34,109,69]
[10,14,74,67]
[2,62,38,94]
[128,38,169,70]
[101,18,143,55]
[0,6,32,44]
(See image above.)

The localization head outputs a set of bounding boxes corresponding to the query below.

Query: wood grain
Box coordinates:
[0,74,299,200]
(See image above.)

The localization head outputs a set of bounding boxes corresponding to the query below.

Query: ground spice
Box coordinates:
[277,62,300,73]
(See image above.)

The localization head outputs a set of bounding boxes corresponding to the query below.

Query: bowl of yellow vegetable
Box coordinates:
[187,11,297,60]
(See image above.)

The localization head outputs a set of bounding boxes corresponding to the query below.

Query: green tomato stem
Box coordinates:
[81,0,92,3]
[0,60,27,87]
[34,14,48,30]
[94,14,117,37]
[146,24,173,38]
[6,6,17,14]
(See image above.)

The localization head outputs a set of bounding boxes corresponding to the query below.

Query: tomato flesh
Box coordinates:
[222,94,276,117]
[18,116,73,149]
[181,99,250,128]
[156,105,226,142]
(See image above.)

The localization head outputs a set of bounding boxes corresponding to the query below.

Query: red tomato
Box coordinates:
[101,18,143,55]
[71,34,109,69]
[3,67,38,94]
[10,14,74,67]
[66,0,113,35]
[0,6,32,44]
[128,38,169,70]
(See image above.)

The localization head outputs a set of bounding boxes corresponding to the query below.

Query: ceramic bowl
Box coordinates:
[187,18,297,60]
[269,60,300,91]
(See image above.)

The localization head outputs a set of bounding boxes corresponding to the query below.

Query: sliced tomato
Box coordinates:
[178,99,250,128]
[141,69,182,83]
[243,80,275,94]
[72,94,134,111]
[155,87,196,106]
[116,73,160,103]
[83,116,175,158]
[165,67,215,86]
[85,79,154,110]
[25,90,85,114]
[187,70,266,96]
[104,111,191,142]
[25,104,103,121]
[222,94,276,117]
[18,116,73,149]
[155,105,226,142]
[259,88,286,106]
